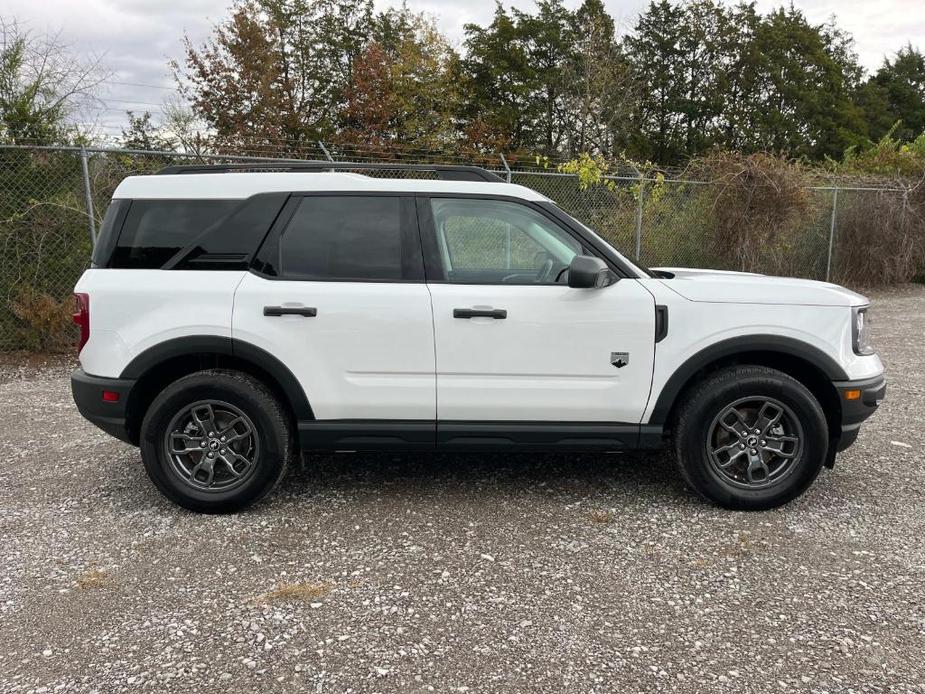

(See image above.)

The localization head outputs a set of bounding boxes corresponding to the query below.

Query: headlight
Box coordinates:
[853,306,874,355]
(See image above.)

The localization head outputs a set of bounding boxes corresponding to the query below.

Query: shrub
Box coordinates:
[832,131,925,285]
[831,183,925,286]
[688,152,822,277]
[10,287,74,352]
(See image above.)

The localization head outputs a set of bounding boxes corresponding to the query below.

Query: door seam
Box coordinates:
[424,282,439,424]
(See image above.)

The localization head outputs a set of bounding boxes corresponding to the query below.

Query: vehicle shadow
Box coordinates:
[279,448,691,506]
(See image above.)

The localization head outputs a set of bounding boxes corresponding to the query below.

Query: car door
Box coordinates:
[232,194,436,437]
[420,195,655,426]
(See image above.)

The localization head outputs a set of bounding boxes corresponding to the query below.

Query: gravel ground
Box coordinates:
[1,285,923,694]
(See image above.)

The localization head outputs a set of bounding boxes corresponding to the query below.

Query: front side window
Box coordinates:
[279,196,414,281]
[429,198,582,284]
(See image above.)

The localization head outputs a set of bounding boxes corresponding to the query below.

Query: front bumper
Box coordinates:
[832,374,886,451]
[71,368,137,444]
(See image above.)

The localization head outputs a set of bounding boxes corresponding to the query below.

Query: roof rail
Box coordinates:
[155,160,506,183]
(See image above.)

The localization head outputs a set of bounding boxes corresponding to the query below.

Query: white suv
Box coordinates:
[71,162,885,513]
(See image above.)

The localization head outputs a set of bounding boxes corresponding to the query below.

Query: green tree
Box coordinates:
[858,45,925,142]
[747,8,866,159]
[563,0,633,156]
[120,111,176,151]
[714,2,761,151]
[676,0,728,154]
[515,0,574,154]
[624,0,687,162]
[623,1,869,163]
[460,4,534,152]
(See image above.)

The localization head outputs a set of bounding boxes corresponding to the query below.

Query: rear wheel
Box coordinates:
[673,365,828,510]
[140,370,292,513]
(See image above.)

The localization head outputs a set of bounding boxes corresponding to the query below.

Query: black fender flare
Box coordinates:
[120,335,313,420]
[648,334,848,426]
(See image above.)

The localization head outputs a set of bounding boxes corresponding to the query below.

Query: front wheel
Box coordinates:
[673,365,829,510]
[140,370,293,513]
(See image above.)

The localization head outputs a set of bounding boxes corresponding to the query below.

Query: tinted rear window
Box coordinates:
[90,199,129,267]
[111,200,237,269]
[279,196,408,281]
[174,193,287,271]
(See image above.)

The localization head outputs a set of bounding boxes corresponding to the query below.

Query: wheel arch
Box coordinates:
[650,335,845,441]
[120,336,312,445]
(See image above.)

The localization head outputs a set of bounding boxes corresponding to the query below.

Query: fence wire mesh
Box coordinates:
[0,144,913,351]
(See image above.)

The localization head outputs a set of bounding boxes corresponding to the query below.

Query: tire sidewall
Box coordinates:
[678,372,828,510]
[141,374,288,512]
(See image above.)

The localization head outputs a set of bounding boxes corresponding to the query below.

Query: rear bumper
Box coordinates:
[833,374,886,451]
[71,368,136,445]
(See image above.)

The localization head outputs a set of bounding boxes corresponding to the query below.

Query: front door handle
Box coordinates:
[453,308,507,319]
[264,306,317,317]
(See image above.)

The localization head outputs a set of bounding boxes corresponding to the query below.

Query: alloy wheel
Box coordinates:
[706,396,803,489]
[163,400,260,492]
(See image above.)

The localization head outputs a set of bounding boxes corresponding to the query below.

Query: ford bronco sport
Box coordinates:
[71,162,885,513]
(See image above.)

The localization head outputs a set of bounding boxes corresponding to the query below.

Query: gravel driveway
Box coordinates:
[1,286,923,693]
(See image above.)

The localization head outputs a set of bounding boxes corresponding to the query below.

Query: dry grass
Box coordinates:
[75,568,110,590]
[256,581,332,604]
[589,509,615,524]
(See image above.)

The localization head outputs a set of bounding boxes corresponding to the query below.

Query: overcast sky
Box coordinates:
[5,0,924,137]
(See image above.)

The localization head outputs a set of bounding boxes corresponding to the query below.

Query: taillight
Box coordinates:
[73,292,90,354]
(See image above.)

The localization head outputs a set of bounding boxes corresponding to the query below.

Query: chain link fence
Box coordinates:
[0,143,916,351]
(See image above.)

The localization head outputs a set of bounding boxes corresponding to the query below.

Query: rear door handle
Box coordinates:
[453,308,507,319]
[264,306,317,317]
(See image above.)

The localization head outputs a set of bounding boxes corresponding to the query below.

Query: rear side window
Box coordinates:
[110,200,237,269]
[173,193,288,271]
[90,199,129,268]
[278,196,418,281]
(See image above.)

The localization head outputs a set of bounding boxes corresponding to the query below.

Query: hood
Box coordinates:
[651,267,868,307]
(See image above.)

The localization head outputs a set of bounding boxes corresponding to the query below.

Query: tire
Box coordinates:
[673,365,828,511]
[140,369,293,513]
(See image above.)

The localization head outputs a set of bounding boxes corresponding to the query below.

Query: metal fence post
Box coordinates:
[318,140,335,172]
[634,171,645,262]
[79,146,97,247]
[825,185,838,282]
[499,153,512,183]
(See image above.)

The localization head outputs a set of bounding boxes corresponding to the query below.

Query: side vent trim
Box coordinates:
[655,305,669,343]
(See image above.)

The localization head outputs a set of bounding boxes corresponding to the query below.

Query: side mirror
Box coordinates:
[567,255,611,289]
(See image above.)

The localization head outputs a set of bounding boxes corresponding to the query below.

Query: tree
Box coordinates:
[337,42,395,149]
[624,1,868,163]
[713,2,761,151]
[515,0,574,154]
[0,19,105,144]
[746,8,866,159]
[675,0,729,154]
[170,0,917,165]
[859,45,925,142]
[120,111,176,151]
[563,0,633,157]
[460,4,534,152]
[624,0,687,162]
[162,95,210,155]
[336,10,460,150]
[175,0,373,150]
[384,17,460,149]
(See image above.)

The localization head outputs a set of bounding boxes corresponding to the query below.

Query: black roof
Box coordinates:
[156,160,505,183]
